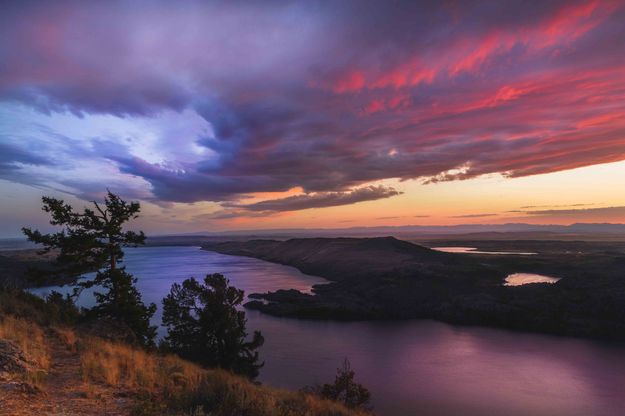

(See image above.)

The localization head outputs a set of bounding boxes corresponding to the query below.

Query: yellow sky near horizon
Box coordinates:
[178,159,625,231]
[2,159,624,237]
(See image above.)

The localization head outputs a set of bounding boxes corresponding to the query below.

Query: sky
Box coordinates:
[1,0,625,237]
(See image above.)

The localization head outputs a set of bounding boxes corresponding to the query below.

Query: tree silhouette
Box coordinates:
[162,274,264,379]
[304,358,372,411]
[23,191,156,346]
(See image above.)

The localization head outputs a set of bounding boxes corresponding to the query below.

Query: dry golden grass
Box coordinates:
[52,326,78,352]
[0,315,50,386]
[78,337,370,416]
[0,315,50,371]
[79,337,203,390]
[0,300,369,415]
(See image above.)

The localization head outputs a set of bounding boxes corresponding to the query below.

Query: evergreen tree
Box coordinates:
[304,358,372,411]
[23,191,156,346]
[162,274,264,379]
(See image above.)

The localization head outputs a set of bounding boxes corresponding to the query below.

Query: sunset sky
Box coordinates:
[1,0,625,236]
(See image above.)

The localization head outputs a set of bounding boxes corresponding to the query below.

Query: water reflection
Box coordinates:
[504,272,561,286]
[432,247,537,255]
[32,246,625,416]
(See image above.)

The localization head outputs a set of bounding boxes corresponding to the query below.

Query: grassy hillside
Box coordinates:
[0,291,370,416]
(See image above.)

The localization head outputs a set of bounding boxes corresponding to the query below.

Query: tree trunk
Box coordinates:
[109,236,118,303]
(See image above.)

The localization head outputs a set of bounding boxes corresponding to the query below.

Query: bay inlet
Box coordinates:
[32,246,625,416]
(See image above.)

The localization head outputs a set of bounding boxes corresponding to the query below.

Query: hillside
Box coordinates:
[0,249,59,289]
[205,237,502,284]
[151,223,625,241]
[204,237,625,341]
[0,291,369,416]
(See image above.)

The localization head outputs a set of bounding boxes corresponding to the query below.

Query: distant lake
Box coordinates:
[0,237,37,251]
[32,246,625,416]
[504,272,561,286]
[432,246,537,255]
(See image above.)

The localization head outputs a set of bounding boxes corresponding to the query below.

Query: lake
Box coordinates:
[32,246,625,416]
[504,272,561,286]
[432,246,537,255]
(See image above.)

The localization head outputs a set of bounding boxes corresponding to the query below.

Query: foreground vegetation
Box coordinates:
[0,314,50,387]
[19,192,268,379]
[23,191,157,347]
[81,336,369,416]
[1,192,373,414]
[162,274,265,379]
[0,290,371,415]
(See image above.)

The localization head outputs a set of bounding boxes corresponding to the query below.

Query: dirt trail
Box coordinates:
[0,332,131,416]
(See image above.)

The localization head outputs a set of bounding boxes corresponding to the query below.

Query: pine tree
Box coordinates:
[162,274,264,379]
[23,191,156,346]
[304,358,372,411]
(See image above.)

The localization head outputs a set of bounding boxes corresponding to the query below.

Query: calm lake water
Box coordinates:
[432,246,537,255]
[0,237,37,251]
[504,272,561,286]
[33,246,625,416]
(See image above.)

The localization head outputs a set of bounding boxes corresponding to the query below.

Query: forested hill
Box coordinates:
[203,237,502,284]
[203,237,625,341]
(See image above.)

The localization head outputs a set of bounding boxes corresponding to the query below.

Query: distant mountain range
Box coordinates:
[3,223,625,245]
[179,222,625,238]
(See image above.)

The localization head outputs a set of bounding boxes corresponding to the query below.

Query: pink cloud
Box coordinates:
[1,0,625,206]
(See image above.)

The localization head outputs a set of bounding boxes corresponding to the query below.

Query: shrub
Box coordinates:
[303,359,372,411]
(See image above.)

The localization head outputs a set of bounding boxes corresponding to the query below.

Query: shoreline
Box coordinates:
[201,237,625,342]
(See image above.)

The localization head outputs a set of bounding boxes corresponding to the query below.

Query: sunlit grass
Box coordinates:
[79,336,370,416]
[0,296,369,415]
[52,326,78,351]
[0,315,50,385]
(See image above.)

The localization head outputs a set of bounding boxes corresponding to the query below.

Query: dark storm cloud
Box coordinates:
[225,186,402,212]
[2,1,625,209]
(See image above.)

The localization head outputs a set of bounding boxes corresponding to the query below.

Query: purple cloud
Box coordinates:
[225,186,402,212]
[0,140,52,174]
[1,0,625,210]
